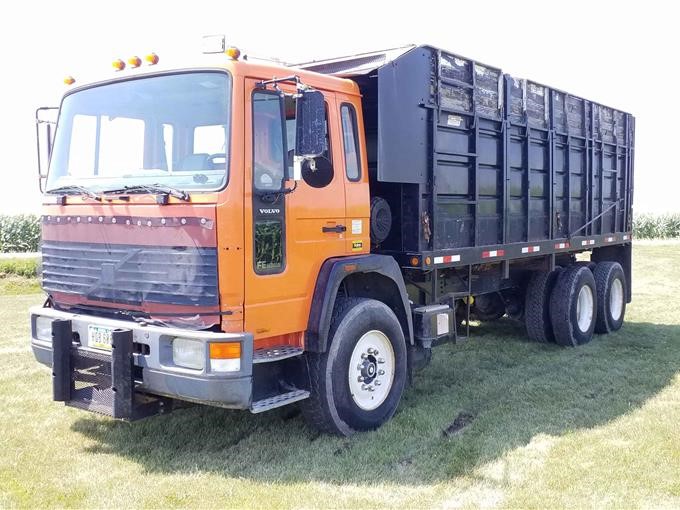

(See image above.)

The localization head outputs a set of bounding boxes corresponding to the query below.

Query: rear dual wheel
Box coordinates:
[593,261,626,334]
[550,265,597,346]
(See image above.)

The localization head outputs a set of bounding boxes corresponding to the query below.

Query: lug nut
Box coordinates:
[374,380,381,386]
[357,364,363,370]
[367,348,375,355]
[367,386,375,392]
[378,369,385,376]
[377,358,385,364]
[357,376,365,382]
[361,353,368,359]
[361,384,369,391]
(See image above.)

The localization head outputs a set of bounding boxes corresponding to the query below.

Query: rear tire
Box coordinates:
[593,261,626,334]
[301,297,407,436]
[524,268,562,343]
[550,265,597,346]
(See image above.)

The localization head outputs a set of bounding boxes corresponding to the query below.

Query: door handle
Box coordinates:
[322,224,347,233]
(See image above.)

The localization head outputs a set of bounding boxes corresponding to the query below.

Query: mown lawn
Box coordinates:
[1,245,678,509]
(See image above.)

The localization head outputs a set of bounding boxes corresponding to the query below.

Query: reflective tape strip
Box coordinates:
[605,236,615,242]
[482,249,505,258]
[555,242,570,249]
[581,239,595,246]
[622,234,630,241]
[434,254,461,265]
[521,246,540,254]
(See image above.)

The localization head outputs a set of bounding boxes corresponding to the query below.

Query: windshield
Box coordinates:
[47,71,231,193]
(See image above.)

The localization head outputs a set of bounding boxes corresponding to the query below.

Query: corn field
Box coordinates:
[0,215,40,253]
[633,213,680,239]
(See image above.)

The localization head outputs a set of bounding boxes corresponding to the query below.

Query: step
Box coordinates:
[253,345,304,364]
[250,389,310,414]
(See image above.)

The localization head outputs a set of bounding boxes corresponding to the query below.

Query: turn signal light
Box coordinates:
[225,46,241,60]
[145,52,159,65]
[127,56,142,68]
[63,76,75,85]
[209,342,241,359]
[112,59,125,71]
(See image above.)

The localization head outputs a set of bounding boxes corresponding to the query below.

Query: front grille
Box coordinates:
[42,241,218,307]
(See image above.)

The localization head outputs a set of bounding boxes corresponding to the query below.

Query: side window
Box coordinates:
[254,220,283,272]
[340,104,361,181]
[253,92,286,191]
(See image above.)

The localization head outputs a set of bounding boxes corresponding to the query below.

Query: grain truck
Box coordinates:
[31,41,634,435]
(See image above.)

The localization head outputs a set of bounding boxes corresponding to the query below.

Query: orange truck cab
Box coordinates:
[31,40,634,435]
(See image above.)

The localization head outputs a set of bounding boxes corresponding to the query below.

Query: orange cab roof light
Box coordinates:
[127,56,142,68]
[145,52,159,65]
[63,76,75,85]
[112,59,125,71]
[225,46,241,60]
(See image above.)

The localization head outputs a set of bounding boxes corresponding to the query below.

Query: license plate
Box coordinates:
[88,325,114,351]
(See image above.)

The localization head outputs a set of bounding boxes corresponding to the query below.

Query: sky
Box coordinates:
[1,0,677,215]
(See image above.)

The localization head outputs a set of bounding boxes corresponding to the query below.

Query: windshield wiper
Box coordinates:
[102,183,190,202]
[45,185,101,201]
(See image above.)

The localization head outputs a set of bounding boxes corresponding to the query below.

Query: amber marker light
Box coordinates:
[127,56,142,68]
[411,256,420,266]
[145,52,159,65]
[63,76,75,85]
[209,342,241,372]
[225,46,241,60]
[112,59,125,71]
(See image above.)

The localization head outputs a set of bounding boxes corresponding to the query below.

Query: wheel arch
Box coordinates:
[305,255,413,352]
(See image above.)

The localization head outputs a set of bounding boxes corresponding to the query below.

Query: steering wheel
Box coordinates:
[207,153,227,168]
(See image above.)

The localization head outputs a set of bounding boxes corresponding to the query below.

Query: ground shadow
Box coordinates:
[71,320,680,486]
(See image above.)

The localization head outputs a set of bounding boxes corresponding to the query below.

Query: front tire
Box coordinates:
[301,298,407,436]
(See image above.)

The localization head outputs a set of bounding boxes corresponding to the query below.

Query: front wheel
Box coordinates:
[301,298,407,436]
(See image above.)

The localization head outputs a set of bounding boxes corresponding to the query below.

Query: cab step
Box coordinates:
[253,345,304,364]
[250,389,310,413]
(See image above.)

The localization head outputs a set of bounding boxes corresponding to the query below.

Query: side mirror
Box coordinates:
[35,107,58,192]
[295,89,325,159]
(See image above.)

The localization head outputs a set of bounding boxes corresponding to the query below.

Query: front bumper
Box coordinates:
[30,306,254,413]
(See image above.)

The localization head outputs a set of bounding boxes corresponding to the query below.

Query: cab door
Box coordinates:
[244,79,347,343]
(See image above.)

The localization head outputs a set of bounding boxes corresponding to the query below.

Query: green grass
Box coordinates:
[1,245,679,508]
[0,257,39,278]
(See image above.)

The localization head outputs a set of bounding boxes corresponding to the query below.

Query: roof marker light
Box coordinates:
[63,76,75,85]
[128,56,142,68]
[112,59,125,71]
[145,52,159,65]
[225,46,241,60]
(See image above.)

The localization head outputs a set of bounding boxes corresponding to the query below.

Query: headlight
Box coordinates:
[35,316,54,342]
[172,338,205,370]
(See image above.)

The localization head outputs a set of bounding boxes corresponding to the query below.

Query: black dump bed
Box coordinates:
[300,45,634,267]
